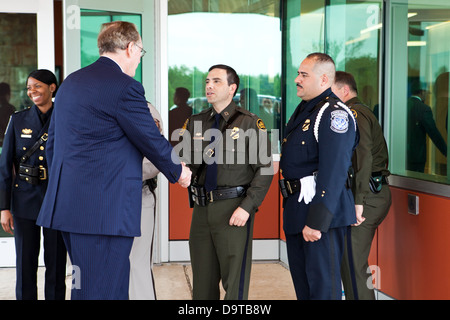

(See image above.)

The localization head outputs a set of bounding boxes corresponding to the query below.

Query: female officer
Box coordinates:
[0,70,67,300]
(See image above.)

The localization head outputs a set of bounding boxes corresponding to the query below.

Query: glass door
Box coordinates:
[0,0,55,267]
[61,0,168,260]
[167,0,283,261]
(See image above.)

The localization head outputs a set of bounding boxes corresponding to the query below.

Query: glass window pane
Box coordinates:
[168,0,282,147]
[0,13,37,238]
[80,10,143,82]
[283,0,325,126]
[327,0,382,120]
[390,1,450,184]
[407,4,449,180]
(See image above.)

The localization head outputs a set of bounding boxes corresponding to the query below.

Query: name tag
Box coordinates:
[21,134,32,138]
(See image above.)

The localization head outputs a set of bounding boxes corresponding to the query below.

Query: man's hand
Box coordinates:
[1,210,14,235]
[177,162,192,188]
[352,204,365,226]
[302,225,321,242]
[229,207,250,227]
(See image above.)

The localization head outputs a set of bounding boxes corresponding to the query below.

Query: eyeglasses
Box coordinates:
[134,43,147,58]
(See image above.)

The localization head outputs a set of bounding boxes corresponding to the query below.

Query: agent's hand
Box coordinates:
[302,225,321,242]
[229,207,250,227]
[177,162,192,188]
[1,210,14,235]
[352,204,365,226]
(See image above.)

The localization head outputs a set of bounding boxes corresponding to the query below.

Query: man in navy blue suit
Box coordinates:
[37,21,191,300]
[279,53,359,299]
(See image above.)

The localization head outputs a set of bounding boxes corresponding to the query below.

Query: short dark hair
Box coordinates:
[306,52,335,65]
[334,71,358,94]
[27,69,58,97]
[306,52,336,83]
[208,64,240,96]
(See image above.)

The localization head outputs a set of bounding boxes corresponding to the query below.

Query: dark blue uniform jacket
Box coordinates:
[0,105,51,220]
[280,88,359,234]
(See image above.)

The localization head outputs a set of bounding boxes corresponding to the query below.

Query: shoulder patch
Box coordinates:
[330,110,349,133]
[351,108,357,119]
[256,118,267,132]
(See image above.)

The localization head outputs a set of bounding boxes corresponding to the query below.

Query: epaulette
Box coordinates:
[195,107,213,116]
[235,106,267,131]
[235,106,257,118]
[15,107,31,114]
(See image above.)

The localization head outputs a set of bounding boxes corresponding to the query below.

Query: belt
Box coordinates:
[190,184,247,207]
[279,179,301,198]
[18,164,47,185]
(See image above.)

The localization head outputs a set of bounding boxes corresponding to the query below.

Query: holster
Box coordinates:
[279,178,301,199]
[369,172,385,194]
[346,166,354,189]
[279,179,289,199]
[143,177,157,192]
[189,183,207,207]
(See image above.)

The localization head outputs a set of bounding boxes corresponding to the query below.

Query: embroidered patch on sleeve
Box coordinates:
[257,119,267,132]
[330,110,349,133]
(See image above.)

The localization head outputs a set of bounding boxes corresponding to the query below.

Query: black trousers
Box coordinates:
[285,226,347,300]
[13,216,67,300]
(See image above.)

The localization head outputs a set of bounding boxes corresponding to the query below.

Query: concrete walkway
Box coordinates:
[0,262,296,300]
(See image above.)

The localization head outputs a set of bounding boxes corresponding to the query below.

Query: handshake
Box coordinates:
[177,162,192,188]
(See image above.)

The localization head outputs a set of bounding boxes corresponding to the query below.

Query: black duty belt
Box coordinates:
[279,179,301,199]
[18,163,47,185]
[189,184,247,207]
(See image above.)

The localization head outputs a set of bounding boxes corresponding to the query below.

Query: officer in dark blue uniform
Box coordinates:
[280,53,359,300]
[0,70,66,300]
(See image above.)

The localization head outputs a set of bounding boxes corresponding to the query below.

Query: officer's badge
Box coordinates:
[21,128,32,138]
[230,127,240,140]
[330,110,349,133]
[256,119,267,132]
[302,119,311,131]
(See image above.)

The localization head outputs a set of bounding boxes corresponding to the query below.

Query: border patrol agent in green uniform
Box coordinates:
[332,71,391,300]
[178,65,273,300]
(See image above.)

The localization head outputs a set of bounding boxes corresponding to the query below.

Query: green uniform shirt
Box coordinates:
[179,101,273,214]
[347,97,390,205]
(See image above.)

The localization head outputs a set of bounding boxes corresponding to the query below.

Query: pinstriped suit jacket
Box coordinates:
[37,57,181,237]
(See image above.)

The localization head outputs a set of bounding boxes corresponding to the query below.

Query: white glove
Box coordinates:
[298,175,316,204]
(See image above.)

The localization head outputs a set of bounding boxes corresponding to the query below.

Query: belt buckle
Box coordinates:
[286,180,293,194]
[206,149,215,158]
[39,166,47,180]
[208,191,214,202]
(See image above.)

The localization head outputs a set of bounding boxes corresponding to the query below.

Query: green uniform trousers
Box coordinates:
[341,185,391,300]
[189,197,254,300]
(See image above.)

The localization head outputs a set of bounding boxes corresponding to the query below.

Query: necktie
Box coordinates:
[204,113,221,192]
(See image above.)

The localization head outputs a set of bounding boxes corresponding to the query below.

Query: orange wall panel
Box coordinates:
[168,183,193,240]
[377,187,450,299]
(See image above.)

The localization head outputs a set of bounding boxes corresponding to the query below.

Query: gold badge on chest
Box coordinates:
[230,127,240,140]
[302,119,311,131]
[21,128,33,138]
